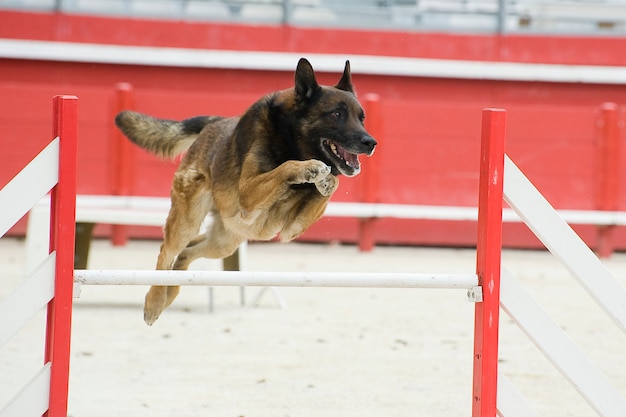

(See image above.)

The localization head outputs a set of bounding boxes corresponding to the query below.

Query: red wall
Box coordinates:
[2,10,625,249]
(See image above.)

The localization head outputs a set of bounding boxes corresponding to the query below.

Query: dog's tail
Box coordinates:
[115,110,220,159]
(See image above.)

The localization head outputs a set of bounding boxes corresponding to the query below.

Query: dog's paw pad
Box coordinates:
[304,161,331,182]
[315,175,338,197]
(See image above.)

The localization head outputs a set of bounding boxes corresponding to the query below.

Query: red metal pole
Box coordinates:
[111,82,135,246]
[595,102,621,258]
[357,93,381,252]
[45,95,78,417]
[472,108,505,417]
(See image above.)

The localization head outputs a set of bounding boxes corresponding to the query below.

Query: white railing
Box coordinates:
[499,155,626,416]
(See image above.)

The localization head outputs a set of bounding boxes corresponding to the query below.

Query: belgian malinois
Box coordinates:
[115,58,377,325]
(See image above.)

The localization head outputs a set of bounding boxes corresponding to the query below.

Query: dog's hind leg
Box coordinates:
[144,168,212,325]
[144,216,241,324]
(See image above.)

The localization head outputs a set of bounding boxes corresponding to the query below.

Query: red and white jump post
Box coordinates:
[0,95,77,417]
[45,96,78,417]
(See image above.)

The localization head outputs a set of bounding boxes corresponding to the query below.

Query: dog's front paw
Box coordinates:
[314,174,339,197]
[297,160,331,184]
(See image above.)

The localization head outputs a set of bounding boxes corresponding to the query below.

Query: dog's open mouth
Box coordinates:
[323,139,360,175]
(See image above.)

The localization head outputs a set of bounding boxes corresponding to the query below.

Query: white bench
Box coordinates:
[26,194,626,274]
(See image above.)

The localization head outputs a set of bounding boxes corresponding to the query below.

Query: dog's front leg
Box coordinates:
[238,159,336,212]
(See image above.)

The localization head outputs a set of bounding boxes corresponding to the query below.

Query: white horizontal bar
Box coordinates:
[30,195,169,226]
[2,39,626,84]
[327,202,626,226]
[75,207,167,226]
[71,203,626,226]
[74,270,478,289]
[0,138,58,238]
[33,195,626,226]
[550,208,626,226]
[75,195,170,210]
[325,202,478,220]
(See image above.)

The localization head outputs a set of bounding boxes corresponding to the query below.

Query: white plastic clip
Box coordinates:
[467,286,483,302]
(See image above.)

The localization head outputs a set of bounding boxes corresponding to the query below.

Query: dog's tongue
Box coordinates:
[336,144,360,169]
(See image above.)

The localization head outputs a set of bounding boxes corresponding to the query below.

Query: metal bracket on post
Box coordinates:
[467,286,483,302]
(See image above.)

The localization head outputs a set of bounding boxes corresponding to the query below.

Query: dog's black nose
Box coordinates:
[361,134,377,154]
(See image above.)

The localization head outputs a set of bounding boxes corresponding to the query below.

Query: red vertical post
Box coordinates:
[357,93,381,252]
[472,108,505,417]
[111,82,135,246]
[595,102,621,258]
[45,95,78,417]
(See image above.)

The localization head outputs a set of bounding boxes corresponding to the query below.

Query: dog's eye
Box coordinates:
[330,111,342,121]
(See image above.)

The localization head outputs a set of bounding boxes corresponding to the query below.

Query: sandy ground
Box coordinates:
[1,237,625,417]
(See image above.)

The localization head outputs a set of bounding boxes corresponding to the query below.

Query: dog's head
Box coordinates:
[291,58,377,177]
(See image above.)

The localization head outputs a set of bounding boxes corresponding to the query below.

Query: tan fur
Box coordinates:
[115,58,376,325]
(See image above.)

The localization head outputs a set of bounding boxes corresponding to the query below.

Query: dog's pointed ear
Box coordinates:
[295,58,320,102]
[334,60,354,93]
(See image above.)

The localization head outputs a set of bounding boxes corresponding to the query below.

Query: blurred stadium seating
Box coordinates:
[1,0,625,34]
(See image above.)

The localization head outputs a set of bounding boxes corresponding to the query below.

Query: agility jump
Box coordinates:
[1,95,624,417]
